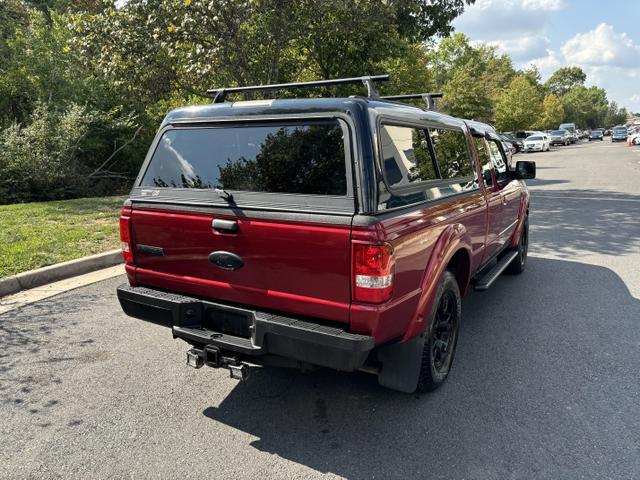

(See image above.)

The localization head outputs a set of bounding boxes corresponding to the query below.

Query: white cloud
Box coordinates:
[526,49,562,76]
[488,36,551,61]
[561,23,640,69]
[521,0,565,11]
[453,0,565,65]
[453,3,640,111]
[470,0,564,11]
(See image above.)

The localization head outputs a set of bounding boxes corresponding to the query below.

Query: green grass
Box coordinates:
[0,196,126,278]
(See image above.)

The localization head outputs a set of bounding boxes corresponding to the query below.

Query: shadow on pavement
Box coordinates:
[529,189,640,257]
[202,257,640,479]
[0,291,100,407]
[525,178,569,187]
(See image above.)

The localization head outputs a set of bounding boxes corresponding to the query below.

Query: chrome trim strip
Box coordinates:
[498,219,518,237]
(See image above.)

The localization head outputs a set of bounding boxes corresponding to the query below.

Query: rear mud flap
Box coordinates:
[376,335,424,393]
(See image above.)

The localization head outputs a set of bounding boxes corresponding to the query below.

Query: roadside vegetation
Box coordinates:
[0,196,124,277]
[0,0,635,207]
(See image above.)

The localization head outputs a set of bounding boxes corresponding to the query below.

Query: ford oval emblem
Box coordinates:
[208,251,244,270]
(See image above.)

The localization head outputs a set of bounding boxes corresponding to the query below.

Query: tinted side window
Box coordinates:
[429,128,475,179]
[377,125,480,211]
[140,121,347,196]
[380,125,437,188]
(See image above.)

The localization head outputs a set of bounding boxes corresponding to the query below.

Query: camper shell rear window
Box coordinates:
[140,120,347,196]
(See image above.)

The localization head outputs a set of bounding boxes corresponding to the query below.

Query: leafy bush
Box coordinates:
[0,102,139,204]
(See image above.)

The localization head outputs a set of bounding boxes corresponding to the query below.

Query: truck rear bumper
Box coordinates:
[116,284,374,371]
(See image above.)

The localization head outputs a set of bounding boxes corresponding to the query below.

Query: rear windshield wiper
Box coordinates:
[214,188,234,202]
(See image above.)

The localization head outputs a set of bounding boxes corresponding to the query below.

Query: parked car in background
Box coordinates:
[630,131,640,145]
[589,129,604,141]
[512,130,539,141]
[549,129,572,146]
[524,134,550,152]
[500,133,523,154]
[559,123,577,144]
[612,126,628,142]
[604,129,611,136]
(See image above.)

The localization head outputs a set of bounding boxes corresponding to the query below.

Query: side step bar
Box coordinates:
[473,251,519,291]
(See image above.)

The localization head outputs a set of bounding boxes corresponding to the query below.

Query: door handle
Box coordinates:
[212,219,238,233]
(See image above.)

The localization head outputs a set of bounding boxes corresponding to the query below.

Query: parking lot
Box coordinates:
[1,141,639,479]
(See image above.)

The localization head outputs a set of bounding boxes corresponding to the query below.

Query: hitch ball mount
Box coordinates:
[186,346,249,381]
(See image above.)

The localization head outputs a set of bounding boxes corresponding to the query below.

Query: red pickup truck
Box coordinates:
[117,76,535,393]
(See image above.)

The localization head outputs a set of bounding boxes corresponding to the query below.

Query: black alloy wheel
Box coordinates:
[431,290,458,373]
[417,271,461,392]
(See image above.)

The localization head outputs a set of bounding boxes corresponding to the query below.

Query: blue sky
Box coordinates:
[452,0,640,112]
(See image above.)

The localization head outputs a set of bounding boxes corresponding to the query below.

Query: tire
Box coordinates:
[505,216,529,275]
[416,271,461,393]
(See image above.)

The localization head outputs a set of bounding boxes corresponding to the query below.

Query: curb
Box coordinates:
[0,250,123,298]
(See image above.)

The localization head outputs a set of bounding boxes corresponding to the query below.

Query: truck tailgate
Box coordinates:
[130,207,353,323]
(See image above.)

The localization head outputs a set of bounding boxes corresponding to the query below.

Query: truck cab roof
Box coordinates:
[162,97,466,130]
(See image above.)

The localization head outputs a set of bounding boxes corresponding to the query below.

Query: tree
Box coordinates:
[545,66,587,96]
[481,50,515,104]
[393,0,476,41]
[378,43,434,97]
[520,65,542,87]
[535,94,564,130]
[72,0,474,100]
[427,34,516,121]
[428,33,479,88]
[604,101,629,127]
[494,76,543,132]
[562,85,608,128]
[441,66,492,121]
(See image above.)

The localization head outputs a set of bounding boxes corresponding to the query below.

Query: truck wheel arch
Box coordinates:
[401,224,472,343]
[447,249,471,298]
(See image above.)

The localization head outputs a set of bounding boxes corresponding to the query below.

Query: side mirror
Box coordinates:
[513,160,536,179]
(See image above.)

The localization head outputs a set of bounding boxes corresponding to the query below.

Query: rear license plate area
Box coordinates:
[202,306,252,338]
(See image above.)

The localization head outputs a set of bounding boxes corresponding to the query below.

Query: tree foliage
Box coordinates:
[428,34,513,121]
[535,94,565,130]
[0,0,631,204]
[562,85,609,129]
[545,66,587,96]
[494,76,543,132]
[604,101,629,127]
[393,0,476,41]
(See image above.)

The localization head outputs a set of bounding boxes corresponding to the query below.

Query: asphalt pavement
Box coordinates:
[1,140,639,479]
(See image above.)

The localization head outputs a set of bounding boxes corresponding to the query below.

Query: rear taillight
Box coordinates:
[353,243,394,304]
[119,209,133,264]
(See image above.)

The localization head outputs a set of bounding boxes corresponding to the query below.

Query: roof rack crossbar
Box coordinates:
[380,92,444,110]
[207,75,390,103]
